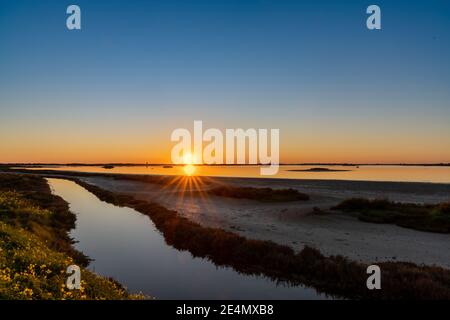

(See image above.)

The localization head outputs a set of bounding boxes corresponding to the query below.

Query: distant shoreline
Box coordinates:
[1,163,450,167]
[287,168,352,172]
[4,167,450,187]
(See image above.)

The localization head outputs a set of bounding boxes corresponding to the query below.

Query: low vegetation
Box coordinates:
[0,220,142,299]
[208,186,309,202]
[0,174,143,300]
[332,198,450,233]
[0,174,88,265]
[73,178,450,299]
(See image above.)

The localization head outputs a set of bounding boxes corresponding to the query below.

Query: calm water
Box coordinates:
[32,165,450,183]
[47,178,326,300]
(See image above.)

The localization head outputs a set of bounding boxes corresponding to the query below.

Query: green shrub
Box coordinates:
[0,221,142,300]
[208,186,309,202]
[332,198,450,233]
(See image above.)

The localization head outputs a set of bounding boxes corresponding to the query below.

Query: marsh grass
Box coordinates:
[333,198,450,233]
[0,180,144,300]
[0,174,88,265]
[0,221,142,300]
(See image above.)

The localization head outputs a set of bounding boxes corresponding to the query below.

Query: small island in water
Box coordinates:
[287,167,352,172]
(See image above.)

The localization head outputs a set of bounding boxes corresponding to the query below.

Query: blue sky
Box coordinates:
[1,0,449,163]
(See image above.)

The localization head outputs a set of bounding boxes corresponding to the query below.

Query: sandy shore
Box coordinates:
[80,175,450,269]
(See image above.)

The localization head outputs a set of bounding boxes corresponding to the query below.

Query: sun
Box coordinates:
[182,152,196,176]
[183,164,196,176]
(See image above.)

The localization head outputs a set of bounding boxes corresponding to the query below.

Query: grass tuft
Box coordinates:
[332,198,450,233]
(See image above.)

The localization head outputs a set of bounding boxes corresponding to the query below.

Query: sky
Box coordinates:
[1,0,450,164]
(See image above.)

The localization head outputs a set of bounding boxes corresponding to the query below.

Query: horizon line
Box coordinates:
[2,162,450,167]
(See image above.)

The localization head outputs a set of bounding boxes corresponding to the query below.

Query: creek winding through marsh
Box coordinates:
[47,178,326,299]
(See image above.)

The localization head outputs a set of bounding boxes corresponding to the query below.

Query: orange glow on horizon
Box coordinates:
[1,131,450,164]
[183,164,196,176]
[181,152,197,176]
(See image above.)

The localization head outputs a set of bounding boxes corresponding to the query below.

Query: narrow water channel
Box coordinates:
[47,178,326,299]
